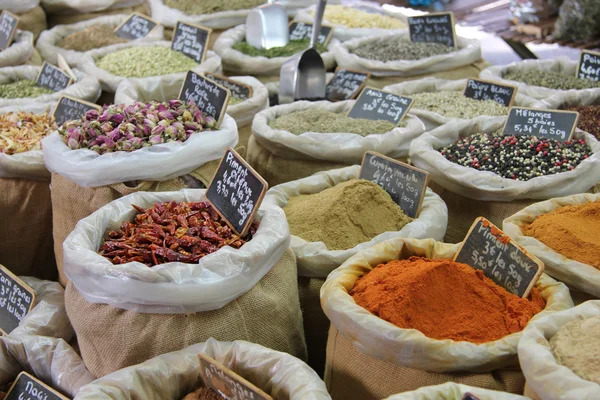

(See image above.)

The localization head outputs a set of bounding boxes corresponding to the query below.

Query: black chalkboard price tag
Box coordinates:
[35,62,73,92]
[205,72,253,102]
[326,68,371,102]
[0,10,18,51]
[199,354,273,400]
[463,78,517,108]
[0,265,36,336]
[576,50,600,81]
[348,87,413,125]
[408,12,457,48]
[206,148,267,236]
[288,21,333,45]
[114,12,159,40]
[454,217,544,298]
[178,71,230,128]
[4,372,68,400]
[502,107,579,143]
[52,95,101,127]
[171,21,211,63]
[359,151,428,218]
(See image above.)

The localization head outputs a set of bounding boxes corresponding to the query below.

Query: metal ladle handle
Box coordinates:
[310,0,327,49]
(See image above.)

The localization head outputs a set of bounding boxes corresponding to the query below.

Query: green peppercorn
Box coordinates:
[0,80,54,99]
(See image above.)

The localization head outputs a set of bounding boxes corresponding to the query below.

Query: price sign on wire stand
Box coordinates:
[288,21,333,45]
[348,87,413,125]
[463,78,517,108]
[0,11,19,51]
[0,265,36,336]
[408,12,457,48]
[178,70,231,128]
[35,61,73,92]
[4,372,69,400]
[502,107,579,143]
[171,20,211,63]
[114,12,159,40]
[52,95,101,127]
[326,68,371,102]
[576,50,600,81]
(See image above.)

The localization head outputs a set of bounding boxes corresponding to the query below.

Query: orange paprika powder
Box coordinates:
[350,256,546,343]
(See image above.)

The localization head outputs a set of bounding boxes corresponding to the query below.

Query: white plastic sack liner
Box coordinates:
[534,87,600,110]
[0,65,101,109]
[0,31,34,68]
[77,40,223,92]
[2,0,39,14]
[42,112,237,188]
[74,339,331,400]
[251,99,426,162]
[518,301,600,400]
[40,0,144,14]
[263,165,448,277]
[320,237,573,373]
[333,31,481,77]
[62,189,290,313]
[115,74,269,128]
[294,2,407,42]
[36,14,164,66]
[213,24,339,76]
[480,57,600,100]
[384,382,528,400]
[503,193,600,298]
[409,117,600,201]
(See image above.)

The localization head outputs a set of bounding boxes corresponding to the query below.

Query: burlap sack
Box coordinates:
[298,276,328,377]
[46,2,149,27]
[213,24,339,76]
[384,382,528,400]
[16,6,47,40]
[74,339,330,400]
[518,301,600,400]
[0,31,34,68]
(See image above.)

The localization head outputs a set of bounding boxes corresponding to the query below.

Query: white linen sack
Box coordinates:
[36,14,164,66]
[0,31,34,68]
[333,31,481,77]
[263,165,448,277]
[480,57,600,100]
[503,193,600,298]
[0,65,101,109]
[62,189,290,313]
[409,117,600,201]
[384,382,528,400]
[42,111,237,188]
[213,24,339,76]
[76,40,222,92]
[40,0,144,14]
[74,339,330,400]
[534,87,600,110]
[518,301,600,400]
[321,237,573,373]
[2,0,39,14]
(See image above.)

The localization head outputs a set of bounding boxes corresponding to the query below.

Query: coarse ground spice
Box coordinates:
[58,24,128,52]
[565,105,600,140]
[283,179,412,250]
[351,256,546,343]
[96,46,198,78]
[522,201,600,269]
[311,5,406,29]
[0,80,54,99]
[351,37,454,61]
[439,131,592,180]
[550,316,600,385]
[164,0,263,15]
[268,108,399,136]
[232,39,327,58]
[503,69,600,90]
[0,112,57,154]
[413,91,509,119]
[182,387,224,400]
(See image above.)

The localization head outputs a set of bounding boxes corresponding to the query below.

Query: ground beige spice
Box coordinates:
[165,0,264,14]
[58,24,128,51]
[551,316,600,384]
[284,179,412,250]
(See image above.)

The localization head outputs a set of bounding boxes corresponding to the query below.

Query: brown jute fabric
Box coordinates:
[16,6,47,40]
[65,247,307,378]
[0,178,56,281]
[324,326,525,400]
[47,3,150,27]
[298,276,329,378]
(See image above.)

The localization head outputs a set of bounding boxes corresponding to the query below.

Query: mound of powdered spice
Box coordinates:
[283,179,412,250]
[351,256,546,343]
[351,37,454,61]
[269,108,398,136]
[412,91,509,119]
[565,104,600,140]
[0,80,54,98]
[503,69,600,90]
[232,39,327,58]
[182,387,224,400]
[96,46,198,78]
[522,201,600,270]
[164,0,263,14]
[58,24,128,51]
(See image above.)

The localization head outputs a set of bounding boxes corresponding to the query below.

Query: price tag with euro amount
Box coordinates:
[408,12,457,48]
[178,71,230,129]
[325,68,371,102]
[454,217,544,297]
[502,107,579,143]
[347,87,413,125]
[114,12,159,40]
[0,11,18,51]
[288,21,333,45]
[0,265,36,335]
[52,95,101,128]
[576,50,600,81]
[359,151,428,218]
[171,21,211,63]
[4,372,68,400]
[463,78,517,108]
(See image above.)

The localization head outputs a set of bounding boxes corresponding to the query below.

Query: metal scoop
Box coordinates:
[278,0,327,104]
[246,0,289,50]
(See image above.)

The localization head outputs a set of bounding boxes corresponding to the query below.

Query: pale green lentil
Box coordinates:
[0,80,54,99]
[412,91,509,119]
[96,46,198,78]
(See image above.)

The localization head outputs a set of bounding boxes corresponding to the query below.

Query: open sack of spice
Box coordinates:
[320,237,572,399]
[213,24,339,77]
[61,189,307,377]
[518,301,600,400]
[0,65,101,109]
[247,100,426,186]
[74,339,330,400]
[480,57,600,100]
[0,31,35,68]
[76,40,222,93]
[384,382,528,400]
[36,14,164,66]
[40,0,145,14]
[8,2,47,41]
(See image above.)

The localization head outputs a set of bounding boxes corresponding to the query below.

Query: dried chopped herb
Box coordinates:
[164,0,264,14]
[0,80,54,99]
[232,39,327,58]
[0,112,57,154]
[351,37,454,61]
[96,46,198,78]
[58,24,128,52]
[503,69,600,90]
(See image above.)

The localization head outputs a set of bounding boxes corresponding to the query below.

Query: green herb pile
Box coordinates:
[232,39,327,58]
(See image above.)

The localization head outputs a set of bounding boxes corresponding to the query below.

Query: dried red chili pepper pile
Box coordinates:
[99,201,258,266]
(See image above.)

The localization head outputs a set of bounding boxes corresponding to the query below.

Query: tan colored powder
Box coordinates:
[59,24,128,51]
[283,179,412,250]
[551,316,600,384]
